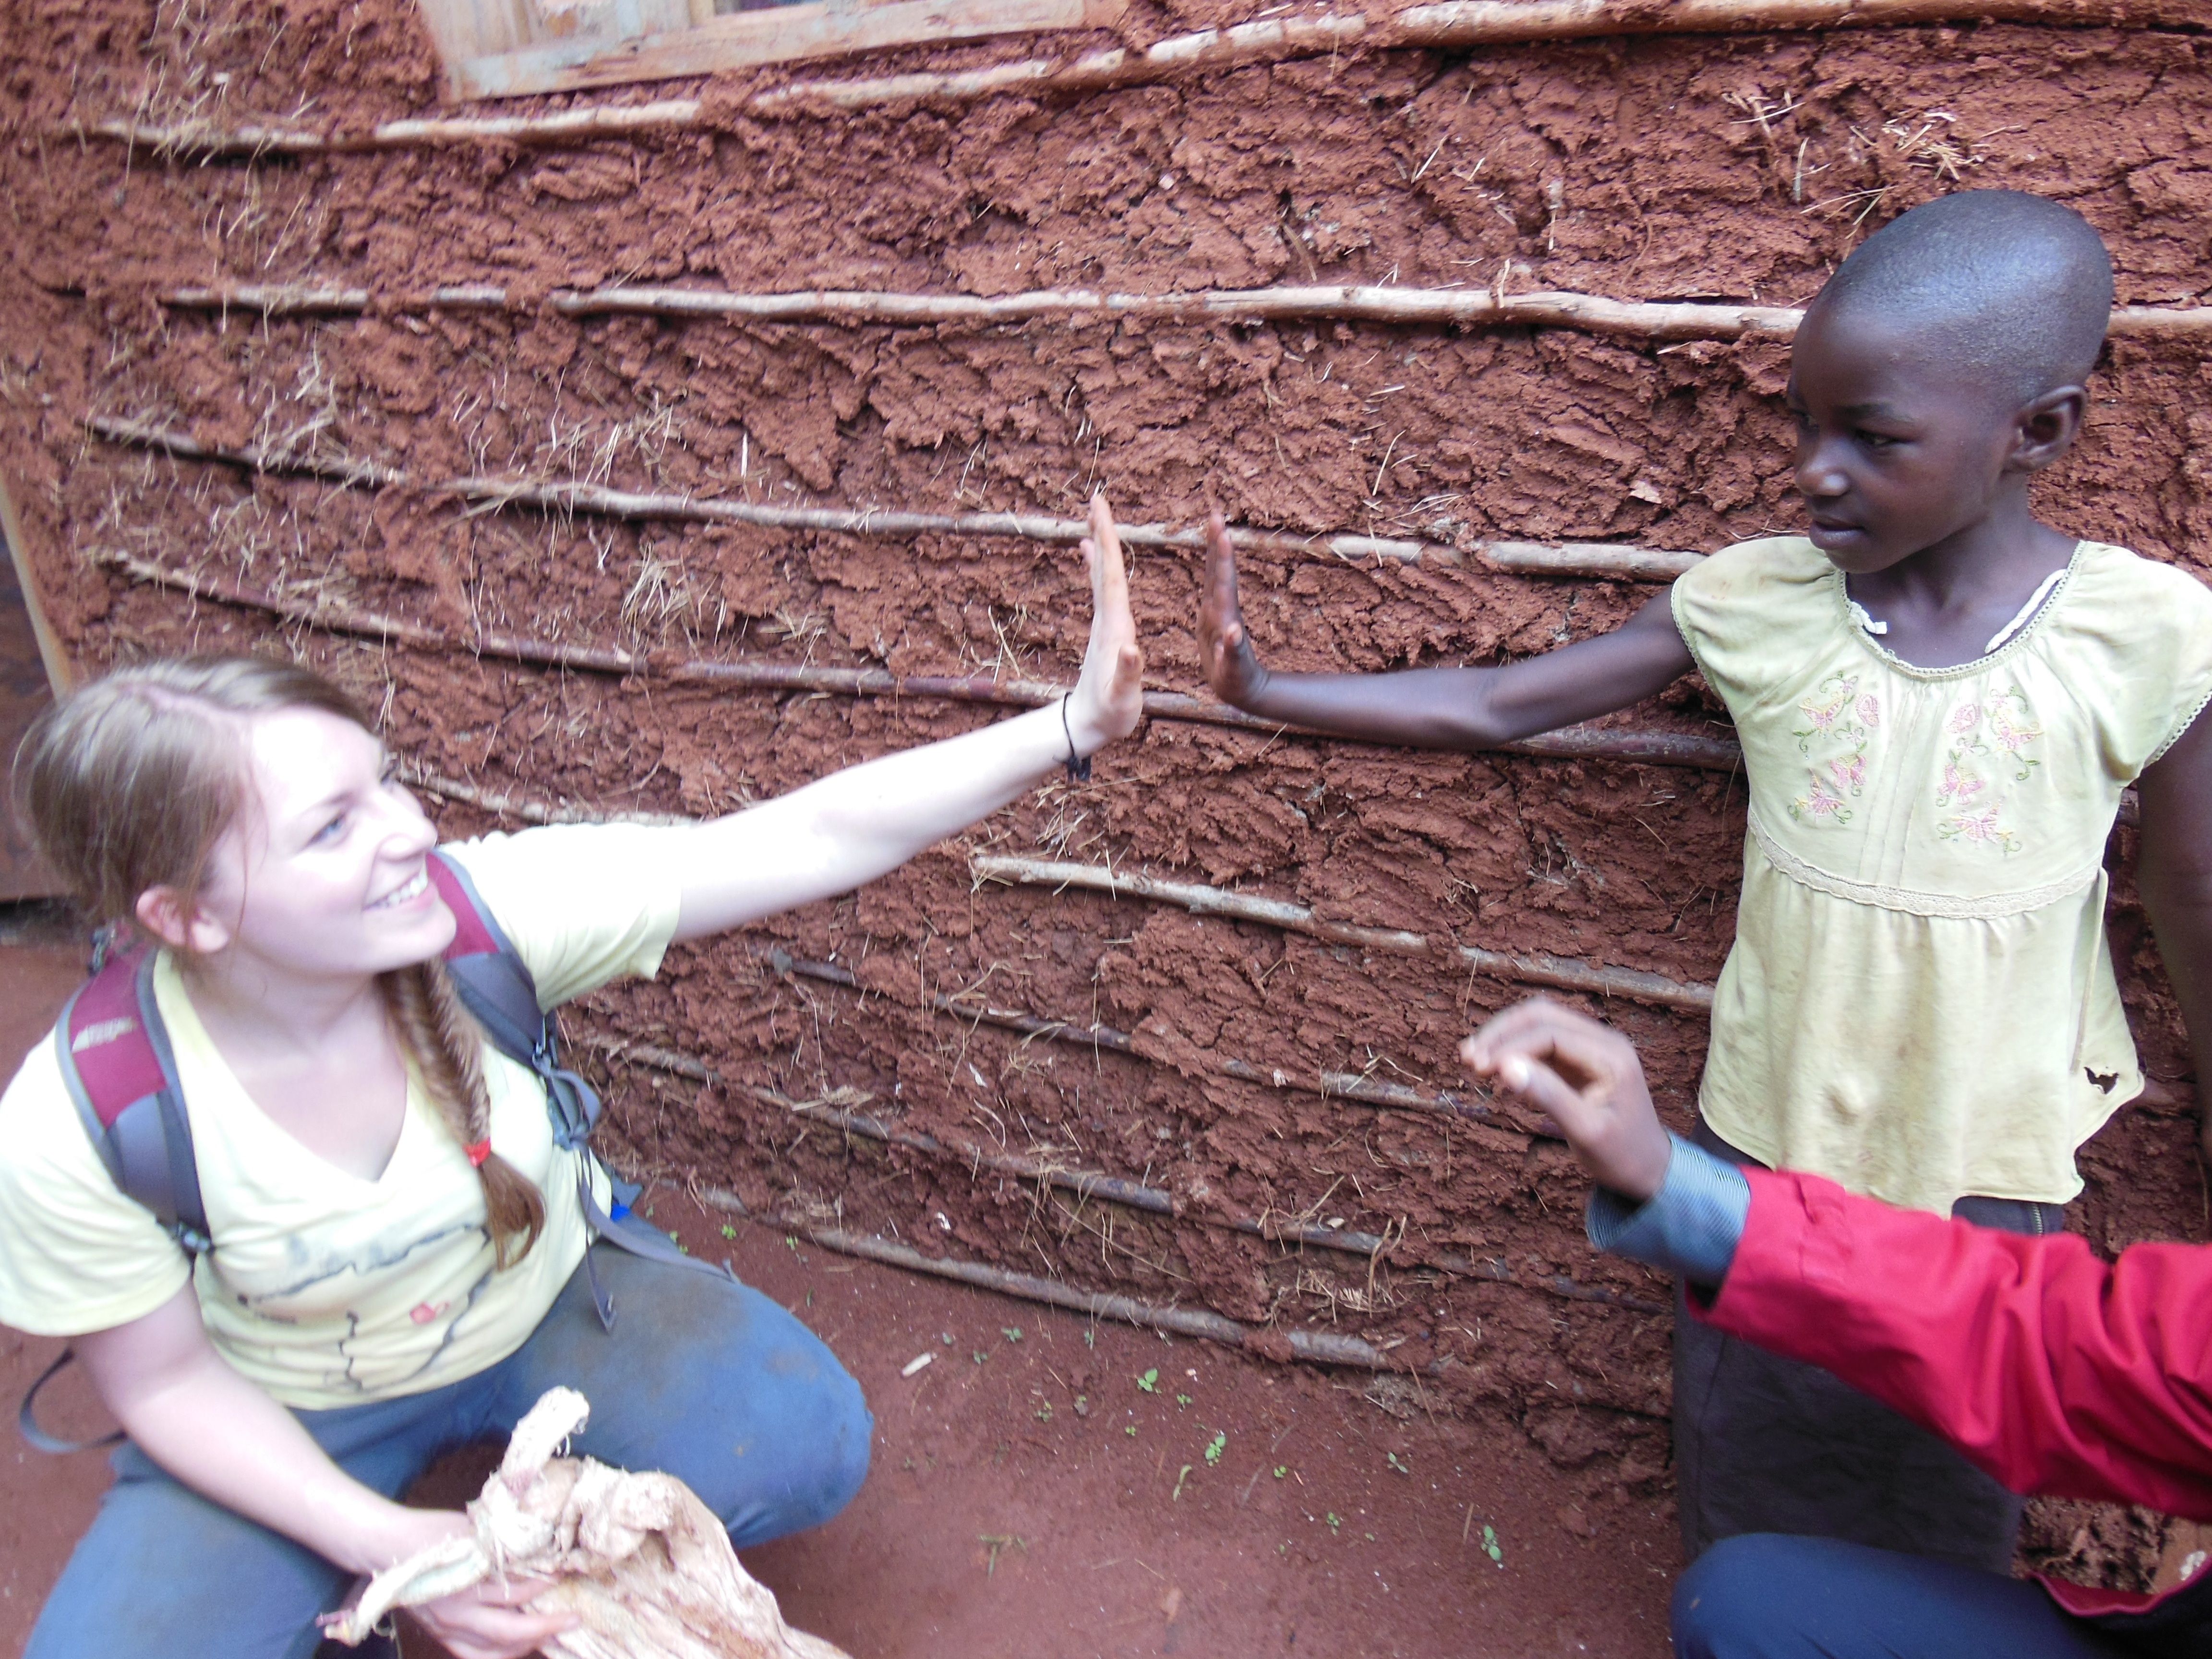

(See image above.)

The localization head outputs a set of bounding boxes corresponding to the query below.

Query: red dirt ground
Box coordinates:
[0,928,1679,1659]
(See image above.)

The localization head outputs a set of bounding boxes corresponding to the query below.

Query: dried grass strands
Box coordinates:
[74,0,2211,153]
[95,549,641,674]
[598,1036,1665,1314]
[971,853,1718,1012]
[162,277,1804,347]
[764,947,1533,1128]
[90,412,1697,580]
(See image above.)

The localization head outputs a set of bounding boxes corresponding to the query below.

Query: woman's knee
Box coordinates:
[779,1358,872,1533]
[1673,1534,1818,1659]
[729,1345,872,1543]
[28,1460,345,1659]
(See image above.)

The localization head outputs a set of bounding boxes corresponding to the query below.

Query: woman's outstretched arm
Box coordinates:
[666,492,1145,942]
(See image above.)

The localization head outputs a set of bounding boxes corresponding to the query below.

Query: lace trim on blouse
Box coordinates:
[1747,808,2102,919]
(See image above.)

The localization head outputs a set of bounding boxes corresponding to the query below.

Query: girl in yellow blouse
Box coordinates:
[1197,189,2212,1572]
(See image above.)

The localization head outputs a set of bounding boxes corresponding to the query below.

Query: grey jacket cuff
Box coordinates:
[1585,1133,1750,1287]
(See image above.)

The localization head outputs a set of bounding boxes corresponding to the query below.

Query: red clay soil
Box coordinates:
[0,932,1681,1659]
[3,0,2212,1623]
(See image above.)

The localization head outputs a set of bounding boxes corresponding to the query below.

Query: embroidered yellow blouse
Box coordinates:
[1673,536,2212,1214]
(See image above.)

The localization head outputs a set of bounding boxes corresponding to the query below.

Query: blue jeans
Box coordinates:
[1674,1535,2134,1658]
[26,1243,872,1659]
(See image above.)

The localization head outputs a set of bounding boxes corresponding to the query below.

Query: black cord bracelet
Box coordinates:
[1060,695,1092,782]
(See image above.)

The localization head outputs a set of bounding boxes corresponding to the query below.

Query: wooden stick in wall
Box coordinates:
[150,279,2212,347]
[601,1039,1667,1312]
[88,413,1700,582]
[763,947,1535,1129]
[98,548,1745,770]
[970,853,1719,1011]
[69,0,2212,153]
[160,278,1807,345]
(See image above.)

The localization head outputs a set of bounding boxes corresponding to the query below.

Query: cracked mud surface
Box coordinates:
[5,0,2212,1616]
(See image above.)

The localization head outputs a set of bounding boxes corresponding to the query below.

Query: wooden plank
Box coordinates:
[444,0,1115,99]
[0,478,65,696]
[0,477,61,900]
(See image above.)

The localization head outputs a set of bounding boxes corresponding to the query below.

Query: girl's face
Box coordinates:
[1783,304,2073,574]
[172,707,457,982]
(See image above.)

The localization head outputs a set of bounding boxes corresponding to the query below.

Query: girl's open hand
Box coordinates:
[1066,491,1146,756]
[1198,513,1270,707]
[1460,998,1672,1202]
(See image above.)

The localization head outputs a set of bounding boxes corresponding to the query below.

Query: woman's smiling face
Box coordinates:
[176,706,457,981]
[1785,304,2040,575]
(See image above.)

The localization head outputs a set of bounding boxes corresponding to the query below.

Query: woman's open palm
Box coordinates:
[1068,491,1145,750]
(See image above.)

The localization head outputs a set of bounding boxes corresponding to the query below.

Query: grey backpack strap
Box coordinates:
[32,949,202,1454]
[428,852,727,1329]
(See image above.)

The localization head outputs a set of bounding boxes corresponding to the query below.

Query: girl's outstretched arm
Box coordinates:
[2135,707,2212,1159]
[1197,514,1693,747]
[666,492,1145,942]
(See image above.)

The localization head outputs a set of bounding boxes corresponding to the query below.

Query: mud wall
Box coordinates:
[5,0,2212,1575]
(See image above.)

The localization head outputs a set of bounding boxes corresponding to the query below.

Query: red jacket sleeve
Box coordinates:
[1706,1167,2212,1520]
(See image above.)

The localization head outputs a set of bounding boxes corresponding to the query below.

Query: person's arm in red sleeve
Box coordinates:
[1709,1167,2212,1520]
[1461,996,2212,1524]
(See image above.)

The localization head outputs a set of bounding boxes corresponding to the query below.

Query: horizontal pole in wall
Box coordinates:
[98,549,1736,768]
[67,0,2212,152]
[699,1190,1669,1400]
[597,1036,1665,1313]
[705,1187,1412,1371]
[87,414,1699,583]
[763,947,1544,1131]
[160,278,1808,347]
[407,762,1715,1079]
[148,280,2212,349]
[971,853,1719,1011]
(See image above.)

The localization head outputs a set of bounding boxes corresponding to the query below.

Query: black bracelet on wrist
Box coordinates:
[1060,694,1092,783]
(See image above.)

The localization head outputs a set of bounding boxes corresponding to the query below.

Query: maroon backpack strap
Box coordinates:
[28,945,201,1455]
[55,947,209,1258]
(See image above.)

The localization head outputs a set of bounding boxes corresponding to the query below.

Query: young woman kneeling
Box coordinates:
[0,497,1142,1659]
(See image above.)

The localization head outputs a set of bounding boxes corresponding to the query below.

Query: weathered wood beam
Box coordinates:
[67,0,2211,151]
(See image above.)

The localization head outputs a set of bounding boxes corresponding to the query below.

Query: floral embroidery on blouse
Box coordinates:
[1789,675,1877,825]
[1933,687,2040,854]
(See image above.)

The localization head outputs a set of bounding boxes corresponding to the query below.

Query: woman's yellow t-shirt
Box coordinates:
[0,823,681,1409]
[1675,537,2212,1214]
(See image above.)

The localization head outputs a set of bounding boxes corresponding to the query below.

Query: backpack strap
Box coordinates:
[426,852,728,1328]
[28,945,202,1453]
[24,854,725,1454]
[54,946,210,1258]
